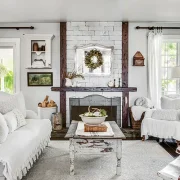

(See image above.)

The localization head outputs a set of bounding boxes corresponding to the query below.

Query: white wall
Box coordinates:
[0,23,60,112]
[129,22,180,106]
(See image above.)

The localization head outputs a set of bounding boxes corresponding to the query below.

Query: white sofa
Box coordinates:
[141,96,180,141]
[0,92,52,180]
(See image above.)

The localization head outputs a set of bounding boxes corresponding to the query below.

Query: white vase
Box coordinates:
[65,78,72,87]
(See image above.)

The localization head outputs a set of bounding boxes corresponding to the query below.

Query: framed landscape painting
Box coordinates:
[27,72,53,86]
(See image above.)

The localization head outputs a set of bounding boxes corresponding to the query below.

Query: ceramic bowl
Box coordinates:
[79,114,108,125]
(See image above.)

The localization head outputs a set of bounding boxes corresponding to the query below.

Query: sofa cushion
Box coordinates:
[4,109,26,133]
[0,114,8,143]
[0,91,11,101]
[0,92,26,117]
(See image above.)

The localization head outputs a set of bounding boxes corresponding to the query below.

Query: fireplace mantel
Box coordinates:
[51,87,137,92]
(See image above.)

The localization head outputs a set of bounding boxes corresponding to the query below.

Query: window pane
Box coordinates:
[167,55,177,67]
[0,48,14,94]
[161,68,167,79]
[161,55,167,67]
[166,43,177,56]
[167,79,176,92]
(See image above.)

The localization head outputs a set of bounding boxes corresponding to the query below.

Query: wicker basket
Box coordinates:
[129,107,145,130]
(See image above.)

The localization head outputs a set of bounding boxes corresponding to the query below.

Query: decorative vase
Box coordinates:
[33,43,38,51]
[51,112,62,131]
[65,78,72,87]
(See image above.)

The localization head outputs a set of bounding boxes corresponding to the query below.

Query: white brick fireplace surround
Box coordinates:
[66,22,122,127]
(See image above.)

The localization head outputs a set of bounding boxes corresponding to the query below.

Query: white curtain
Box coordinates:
[147,31,162,108]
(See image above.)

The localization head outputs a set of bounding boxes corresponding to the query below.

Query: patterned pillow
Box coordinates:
[0,92,26,117]
[4,108,27,133]
[0,113,9,143]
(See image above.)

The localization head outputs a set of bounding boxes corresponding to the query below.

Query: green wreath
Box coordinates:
[85,49,103,70]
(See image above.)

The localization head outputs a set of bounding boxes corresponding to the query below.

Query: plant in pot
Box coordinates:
[64,70,84,87]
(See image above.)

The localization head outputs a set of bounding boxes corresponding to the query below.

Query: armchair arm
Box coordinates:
[26,110,38,119]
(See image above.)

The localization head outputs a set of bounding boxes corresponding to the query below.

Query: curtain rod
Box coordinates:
[136,26,180,30]
[0,26,34,30]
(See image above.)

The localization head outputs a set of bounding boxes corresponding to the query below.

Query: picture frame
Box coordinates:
[27,72,53,86]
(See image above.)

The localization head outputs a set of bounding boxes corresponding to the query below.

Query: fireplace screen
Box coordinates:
[69,95,121,127]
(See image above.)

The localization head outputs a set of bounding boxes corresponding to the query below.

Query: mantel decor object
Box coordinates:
[133,51,145,66]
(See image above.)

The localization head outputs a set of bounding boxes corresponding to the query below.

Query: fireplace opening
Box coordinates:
[69,95,121,126]
[71,106,117,122]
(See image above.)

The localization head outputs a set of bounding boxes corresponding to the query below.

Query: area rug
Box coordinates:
[23,140,173,180]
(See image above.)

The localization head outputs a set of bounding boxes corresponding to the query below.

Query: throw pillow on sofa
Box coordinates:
[0,113,9,143]
[0,92,26,117]
[4,108,27,133]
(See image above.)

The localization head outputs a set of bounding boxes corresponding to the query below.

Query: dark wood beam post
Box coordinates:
[122,22,129,128]
[60,22,67,128]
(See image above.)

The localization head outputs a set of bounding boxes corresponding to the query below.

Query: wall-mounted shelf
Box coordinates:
[24,34,54,69]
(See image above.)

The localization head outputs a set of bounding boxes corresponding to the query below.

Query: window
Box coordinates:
[0,38,20,94]
[0,47,14,94]
[161,40,180,95]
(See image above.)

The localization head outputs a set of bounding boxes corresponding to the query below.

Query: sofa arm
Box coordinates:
[26,110,38,119]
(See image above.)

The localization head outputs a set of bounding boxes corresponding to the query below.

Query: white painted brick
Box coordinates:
[114,26,122,31]
[95,31,109,36]
[99,41,114,46]
[67,44,75,50]
[114,50,122,55]
[106,22,115,26]
[89,26,105,31]
[71,22,85,26]
[66,31,74,36]
[91,36,101,40]
[67,22,71,27]
[99,22,108,26]
[67,26,79,31]
[109,31,122,36]
[115,41,122,45]
[76,36,91,40]
[110,36,121,40]
[73,31,83,35]
[82,31,95,36]
[114,55,122,60]
[104,26,114,31]
[100,36,109,40]
[114,22,122,26]
[86,22,100,26]
[67,36,78,41]
[114,44,122,50]
[78,26,89,31]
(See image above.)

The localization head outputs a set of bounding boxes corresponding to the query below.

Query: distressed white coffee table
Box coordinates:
[65,120,126,176]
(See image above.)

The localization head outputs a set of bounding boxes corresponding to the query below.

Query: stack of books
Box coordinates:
[84,124,107,132]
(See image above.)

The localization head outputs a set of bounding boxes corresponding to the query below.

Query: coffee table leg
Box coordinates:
[70,138,75,175]
[116,139,122,176]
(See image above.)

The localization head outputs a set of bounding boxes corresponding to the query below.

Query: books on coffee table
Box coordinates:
[75,121,114,137]
[84,124,107,132]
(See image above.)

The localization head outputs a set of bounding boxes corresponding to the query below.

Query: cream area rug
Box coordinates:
[23,140,173,180]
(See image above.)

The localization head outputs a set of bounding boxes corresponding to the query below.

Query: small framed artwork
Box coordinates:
[27,72,53,86]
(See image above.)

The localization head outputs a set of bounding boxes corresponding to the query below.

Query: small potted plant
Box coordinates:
[64,70,84,87]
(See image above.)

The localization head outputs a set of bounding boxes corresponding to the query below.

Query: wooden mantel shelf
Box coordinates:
[51,87,137,92]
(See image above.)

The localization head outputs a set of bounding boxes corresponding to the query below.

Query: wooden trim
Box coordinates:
[60,22,67,128]
[122,22,129,128]
[51,87,137,92]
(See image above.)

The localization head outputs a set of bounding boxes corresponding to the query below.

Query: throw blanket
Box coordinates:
[134,97,154,108]
[0,119,52,180]
[131,106,148,121]
[145,109,180,121]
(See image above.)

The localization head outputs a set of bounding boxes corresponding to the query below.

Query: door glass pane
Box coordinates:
[0,48,14,94]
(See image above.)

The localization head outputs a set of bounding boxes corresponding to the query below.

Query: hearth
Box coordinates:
[69,95,121,126]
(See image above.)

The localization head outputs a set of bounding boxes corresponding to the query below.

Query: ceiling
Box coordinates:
[0,0,180,22]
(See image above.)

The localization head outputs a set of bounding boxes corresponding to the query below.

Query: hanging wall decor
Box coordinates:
[85,49,103,70]
[133,51,145,66]
[75,44,113,76]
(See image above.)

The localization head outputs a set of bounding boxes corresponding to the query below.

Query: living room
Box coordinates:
[0,0,180,180]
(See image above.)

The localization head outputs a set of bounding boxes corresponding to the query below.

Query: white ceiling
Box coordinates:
[1,0,180,22]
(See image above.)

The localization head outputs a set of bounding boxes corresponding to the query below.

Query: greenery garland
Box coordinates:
[85,49,103,70]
